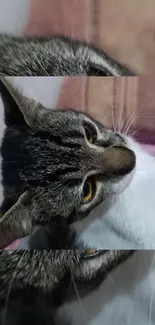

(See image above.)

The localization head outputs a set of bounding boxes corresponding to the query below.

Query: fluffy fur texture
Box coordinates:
[0,250,133,325]
[0,35,135,76]
[0,77,136,249]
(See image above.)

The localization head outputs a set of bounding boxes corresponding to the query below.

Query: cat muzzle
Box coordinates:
[102,145,136,176]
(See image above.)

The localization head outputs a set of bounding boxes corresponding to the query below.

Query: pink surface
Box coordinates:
[4,240,20,250]
[25,0,155,74]
[57,77,88,110]
[25,0,87,40]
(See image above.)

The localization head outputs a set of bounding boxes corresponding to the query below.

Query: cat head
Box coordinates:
[0,78,136,248]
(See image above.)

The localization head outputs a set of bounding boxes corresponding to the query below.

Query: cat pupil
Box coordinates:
[84,122,97,143]
[83,182,91,197]
[83,182,92,202]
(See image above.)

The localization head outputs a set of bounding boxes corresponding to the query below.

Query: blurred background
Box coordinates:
[0,0,29,34]
[1,0,155,74]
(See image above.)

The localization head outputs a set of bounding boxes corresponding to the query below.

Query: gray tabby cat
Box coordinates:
[0,250,133,325]
[0,35,135,76]
[0,77,136,249]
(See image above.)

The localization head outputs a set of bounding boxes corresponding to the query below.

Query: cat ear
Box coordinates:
[0,191,39,249]
[0,77,47,129]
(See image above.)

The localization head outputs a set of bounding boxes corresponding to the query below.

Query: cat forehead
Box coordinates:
[40,109,99,132]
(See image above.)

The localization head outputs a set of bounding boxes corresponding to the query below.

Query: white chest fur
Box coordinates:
[73,138,155,249]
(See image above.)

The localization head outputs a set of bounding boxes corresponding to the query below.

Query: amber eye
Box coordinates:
[82,181,93,203]
[83,250,100,258]
[85,250,97,254]
[84,122,97,144]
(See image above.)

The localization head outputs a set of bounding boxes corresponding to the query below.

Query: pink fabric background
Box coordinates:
[25,0,155,74]
[25,0,88,41]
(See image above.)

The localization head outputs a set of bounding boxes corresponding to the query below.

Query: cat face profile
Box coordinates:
[0,78,136,248]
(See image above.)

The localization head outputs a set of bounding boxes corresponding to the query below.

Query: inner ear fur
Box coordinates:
[0,77,47,129]
[0,191,38,249]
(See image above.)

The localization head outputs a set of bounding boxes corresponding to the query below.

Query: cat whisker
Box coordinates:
[122,110,138,135]
[117,99,125,133]
[102,267,118,288]
[111,104,116,132]
[70,268,89,323]
[118,105,148,135]
[2,251,27,325]
[118,115,129,134]
[128,127,142,139]
[122,107,149,136]
[118,106,136,134]
[124,117,137,136]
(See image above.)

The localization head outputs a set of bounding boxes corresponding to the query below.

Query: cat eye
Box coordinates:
[84,122,97,144]
[87,65,112,76]
[82,180,95,203]
[83,250,101,258]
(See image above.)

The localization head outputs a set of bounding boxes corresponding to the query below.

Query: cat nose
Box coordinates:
[102,146,136,176]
